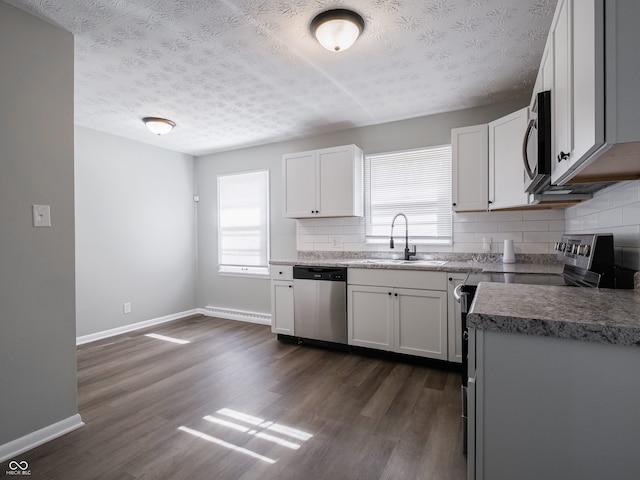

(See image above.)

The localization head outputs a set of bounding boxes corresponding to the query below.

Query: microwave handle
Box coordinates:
[522,118,536,180]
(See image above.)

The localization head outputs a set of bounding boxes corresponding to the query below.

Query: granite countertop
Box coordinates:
[270,258,564,275]
[468,282,640,346]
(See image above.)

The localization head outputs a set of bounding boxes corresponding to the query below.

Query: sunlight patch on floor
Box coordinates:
[178,407,314,464]
[177,426,277,464]
[144,333,190,345]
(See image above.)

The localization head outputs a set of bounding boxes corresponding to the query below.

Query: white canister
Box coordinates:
[503,239,516,263]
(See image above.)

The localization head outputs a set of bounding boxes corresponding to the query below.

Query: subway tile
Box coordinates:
[302,217,331,226]
[328,217,363,226]
[581,213,599,231]
[313,242,335,251]
[608,180,640,208]
[622,202,640,226]
[610,225,640,248]
[453,232,475,243]
[453,242,484,253]
[519,242,551,254]
[343,225,365,235]
[575,195,609,217]
[477,232,523,244]
[523,231,563,243]
[297,225,315,235]
[298,234,317,244]
[597,207,623,229]
[452,212,477,223]
[565,217,582,232]
[314,226,343,235]
[564,206,578,219]
[498,220,548,232]
[549,220,565,232]
[475,211,523,222]
[297,242,315,251]
[453,222,498,233]
[522,209,565,221]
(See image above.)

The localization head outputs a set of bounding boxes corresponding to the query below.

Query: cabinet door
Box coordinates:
[452,124,489,212]
[393,288,448,360]
[317,145,364,217]
[568,0,603,171]
[447,274,466,363]
[271,280,294,335]
[283,150,317,218]
[551,0,574,184]
[488,108,529,210]
[348,285,393,350]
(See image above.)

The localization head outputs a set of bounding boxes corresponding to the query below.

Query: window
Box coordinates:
[365,146,452,245]
[217,170,270,276]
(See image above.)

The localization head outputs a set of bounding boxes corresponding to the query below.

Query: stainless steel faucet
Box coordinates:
[390,213,416,261]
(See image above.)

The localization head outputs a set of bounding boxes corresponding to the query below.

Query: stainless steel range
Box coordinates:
[455,233,634,454]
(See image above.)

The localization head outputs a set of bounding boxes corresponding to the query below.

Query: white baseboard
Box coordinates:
[76,309,201,345]
[0,414,84,463]
[202,306,271,325]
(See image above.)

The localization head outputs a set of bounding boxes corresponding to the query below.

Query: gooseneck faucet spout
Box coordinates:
[390,213,416,261]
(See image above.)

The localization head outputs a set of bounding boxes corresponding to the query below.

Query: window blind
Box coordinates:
[217,170,270,275]
[365,146,452,244]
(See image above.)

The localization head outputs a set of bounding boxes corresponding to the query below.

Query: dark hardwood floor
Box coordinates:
[14,315,466,479]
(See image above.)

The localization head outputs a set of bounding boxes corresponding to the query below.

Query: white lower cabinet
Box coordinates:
[347,285,393,350]
[347,268,448,360]
[270,266,294,335]
[393,288,447,360]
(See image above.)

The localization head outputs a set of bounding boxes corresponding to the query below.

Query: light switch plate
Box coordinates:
[32,204,51,227]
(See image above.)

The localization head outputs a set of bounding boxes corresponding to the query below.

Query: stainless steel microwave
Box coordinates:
[523,90,552,193]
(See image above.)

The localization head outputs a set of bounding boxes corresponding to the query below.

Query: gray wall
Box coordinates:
[195,99,526,315]
[0,1,78,445]
[75,127,197,337]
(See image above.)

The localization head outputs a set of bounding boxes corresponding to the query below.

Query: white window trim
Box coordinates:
[217,169,271,277]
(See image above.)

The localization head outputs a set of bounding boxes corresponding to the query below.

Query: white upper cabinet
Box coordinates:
[453,111,530,213]
[488,107,529,210]
[283,144,364,218]
[452,124,489,212]
[549,0,640,184]
[550,0,574,183]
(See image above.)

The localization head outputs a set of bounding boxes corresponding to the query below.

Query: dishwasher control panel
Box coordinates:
[293,266,347,281]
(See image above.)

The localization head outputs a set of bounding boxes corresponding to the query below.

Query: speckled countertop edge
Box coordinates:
[468,282,640,347]
[270,253,564,275]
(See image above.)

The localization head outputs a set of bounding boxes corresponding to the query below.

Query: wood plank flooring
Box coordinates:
[14,315,466,480]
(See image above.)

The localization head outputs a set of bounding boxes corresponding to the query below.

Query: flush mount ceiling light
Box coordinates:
[311,9,365,52]
[143,117,176,135]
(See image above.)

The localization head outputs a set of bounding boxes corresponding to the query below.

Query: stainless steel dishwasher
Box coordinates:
[293,266,347,344]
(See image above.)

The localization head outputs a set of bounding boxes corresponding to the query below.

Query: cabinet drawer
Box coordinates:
[348,268,447,290]
[271,265,293,281]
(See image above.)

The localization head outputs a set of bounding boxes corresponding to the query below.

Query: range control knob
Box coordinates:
[578,245,591,257]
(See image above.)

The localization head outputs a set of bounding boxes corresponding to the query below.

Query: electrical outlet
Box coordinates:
[123,302,132,314]
[331,236,341,248]
[483,237,492,252]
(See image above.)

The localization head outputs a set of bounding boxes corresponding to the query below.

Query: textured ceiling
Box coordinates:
[9,0,557,156]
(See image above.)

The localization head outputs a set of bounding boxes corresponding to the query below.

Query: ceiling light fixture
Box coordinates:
[311,9,365,52]
[143,117,176,135]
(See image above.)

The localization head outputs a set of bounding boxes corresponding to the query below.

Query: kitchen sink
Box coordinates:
[349,259,448,266]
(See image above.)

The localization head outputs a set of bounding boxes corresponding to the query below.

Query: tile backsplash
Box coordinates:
[296,208,565,255]
[296,180,640,269]
[565,180,640,270]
